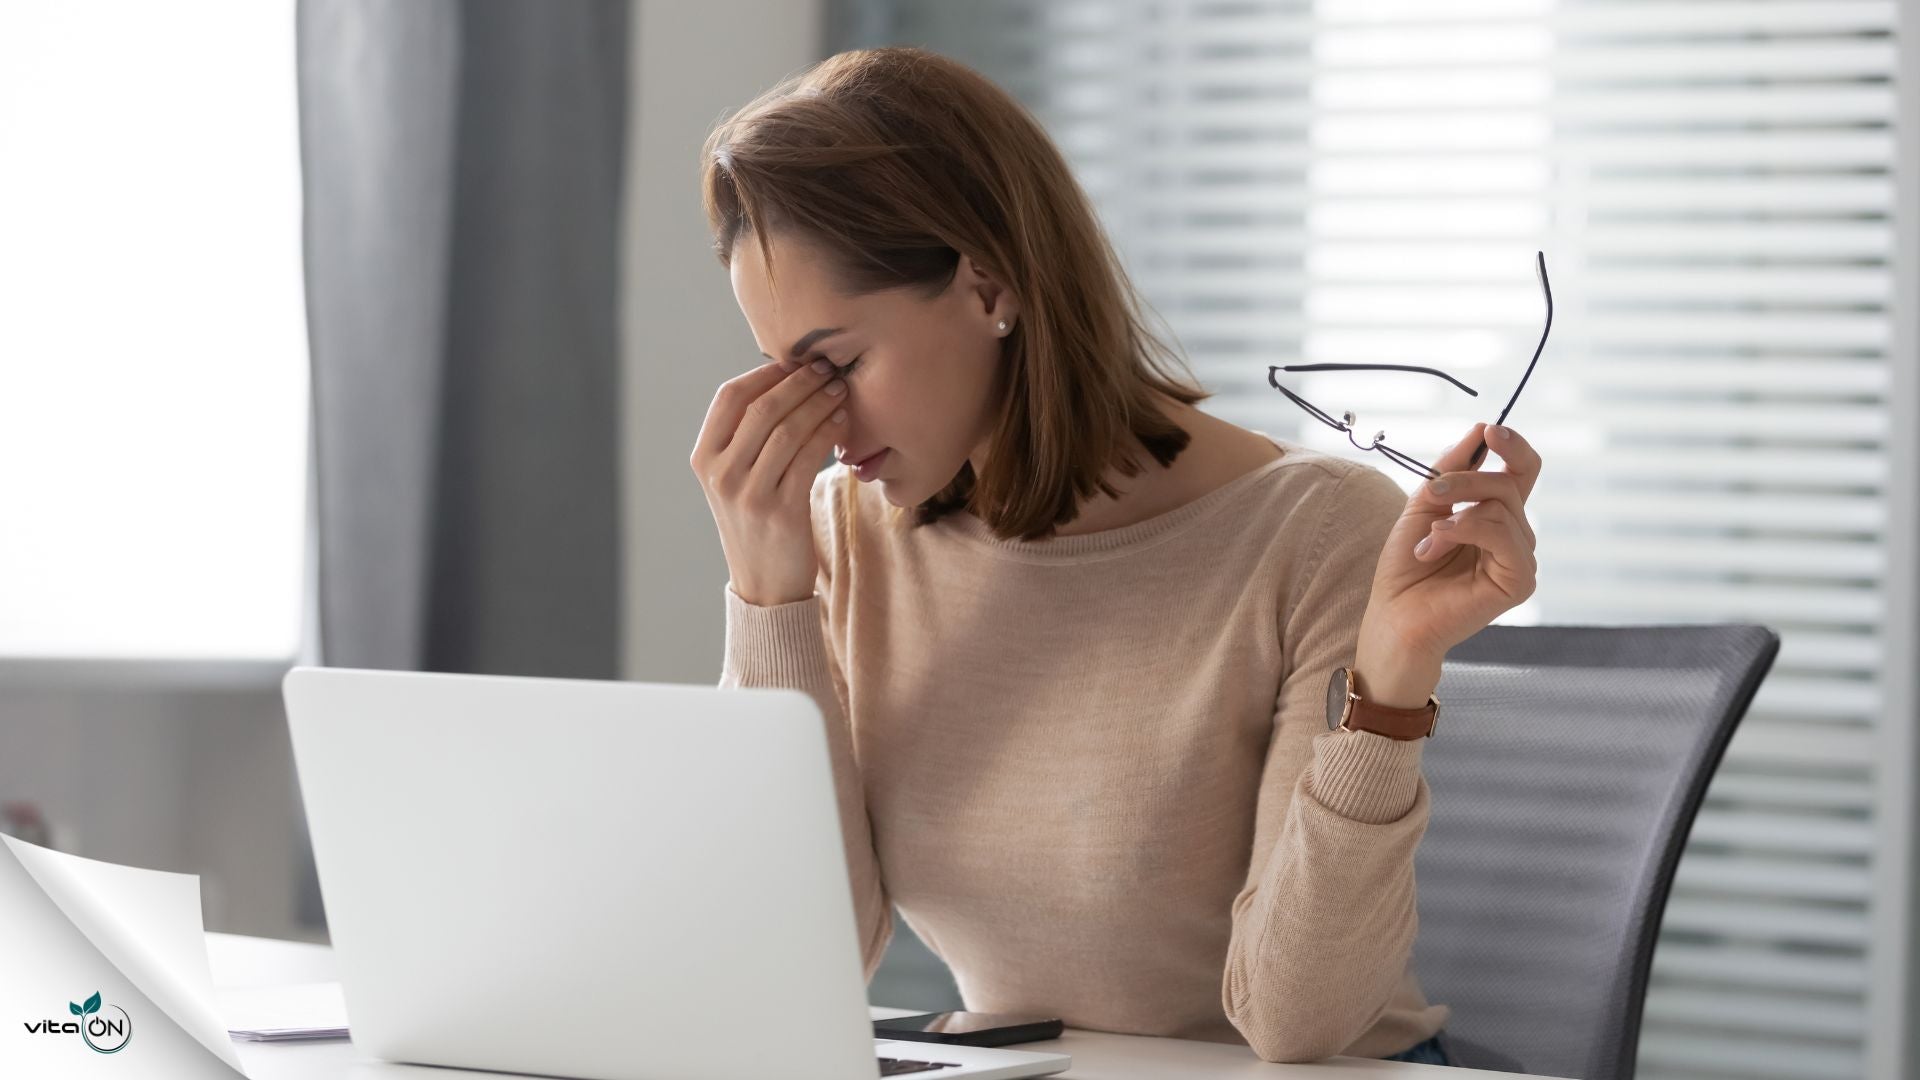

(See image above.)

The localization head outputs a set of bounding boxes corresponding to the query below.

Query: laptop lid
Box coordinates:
[283,666,877,1080]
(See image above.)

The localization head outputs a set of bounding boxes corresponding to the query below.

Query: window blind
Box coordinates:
[834,2,1911,1077]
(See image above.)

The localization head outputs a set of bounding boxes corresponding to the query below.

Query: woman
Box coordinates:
[692,47,1540,1067]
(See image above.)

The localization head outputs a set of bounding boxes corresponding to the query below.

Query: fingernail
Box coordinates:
[810,359,834,374]
[824,379,846,396]
[1492,424,1511,441]
[1414,536,1432,557]
[1432,518,1456,531]
[830,408,847,423]
[1427,478,1450,496]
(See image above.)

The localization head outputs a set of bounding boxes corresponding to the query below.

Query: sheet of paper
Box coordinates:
[1,835,244,1073]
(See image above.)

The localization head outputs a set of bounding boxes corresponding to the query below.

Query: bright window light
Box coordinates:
[0,1,306,660]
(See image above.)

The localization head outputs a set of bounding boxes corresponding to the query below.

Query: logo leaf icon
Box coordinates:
[83,992,101,1015]
[69,1002,82,1016]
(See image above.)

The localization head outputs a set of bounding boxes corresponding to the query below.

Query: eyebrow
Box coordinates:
[761,327,846,361]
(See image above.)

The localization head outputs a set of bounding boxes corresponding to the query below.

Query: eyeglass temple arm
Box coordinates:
[1273,363,1479,397]
[1469,250,1553,469]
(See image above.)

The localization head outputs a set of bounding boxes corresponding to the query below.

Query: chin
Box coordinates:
[868,467,940,509]
[875,479,915,508]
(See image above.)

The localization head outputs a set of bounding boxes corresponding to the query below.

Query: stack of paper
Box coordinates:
[218,980,350,1041]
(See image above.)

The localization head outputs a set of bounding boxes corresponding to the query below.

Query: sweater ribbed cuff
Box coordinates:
[721,582,832,687]
[1306,729,1425,825]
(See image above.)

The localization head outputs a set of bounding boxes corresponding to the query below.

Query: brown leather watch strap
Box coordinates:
[1343,695,1438,741]
[1328,665,1439,740]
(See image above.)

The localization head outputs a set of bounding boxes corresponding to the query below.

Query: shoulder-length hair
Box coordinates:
[701,46,1210,542]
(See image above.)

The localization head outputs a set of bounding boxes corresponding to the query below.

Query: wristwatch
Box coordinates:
[1325,665,1439,741]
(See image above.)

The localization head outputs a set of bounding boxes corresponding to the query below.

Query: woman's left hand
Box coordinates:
[1350,422,1542,706]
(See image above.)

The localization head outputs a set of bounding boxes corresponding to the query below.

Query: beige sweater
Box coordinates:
[717,434,1450,1062]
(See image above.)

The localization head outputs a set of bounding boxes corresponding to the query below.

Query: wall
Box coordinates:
[620,0,824,686]
[0,664,309,941]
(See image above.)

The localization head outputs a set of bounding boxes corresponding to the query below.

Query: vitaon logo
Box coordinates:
[22,990,133,1054]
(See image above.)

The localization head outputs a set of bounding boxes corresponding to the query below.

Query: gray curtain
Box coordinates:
[293,0,629,925]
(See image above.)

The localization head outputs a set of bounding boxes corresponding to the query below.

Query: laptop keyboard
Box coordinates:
[878,1056,962,1075]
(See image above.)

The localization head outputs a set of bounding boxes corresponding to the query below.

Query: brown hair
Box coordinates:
[701,46,1210,542]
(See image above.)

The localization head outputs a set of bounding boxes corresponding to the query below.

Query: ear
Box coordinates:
[957,253,1020,336]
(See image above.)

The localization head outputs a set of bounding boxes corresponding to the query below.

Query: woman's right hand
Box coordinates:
[691,357,849,606]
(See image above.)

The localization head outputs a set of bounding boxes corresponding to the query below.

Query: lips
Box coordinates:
[842,447,887,469]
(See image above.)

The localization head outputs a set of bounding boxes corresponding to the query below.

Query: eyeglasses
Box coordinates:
[1267,250,1552,480]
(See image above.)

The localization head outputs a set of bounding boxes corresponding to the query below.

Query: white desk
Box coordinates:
[207,933,1562,1079]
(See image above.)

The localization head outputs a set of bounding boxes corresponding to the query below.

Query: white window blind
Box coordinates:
[837,2,1912,1077]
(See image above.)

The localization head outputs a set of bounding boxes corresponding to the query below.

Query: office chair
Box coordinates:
[1413,623,1780,1080]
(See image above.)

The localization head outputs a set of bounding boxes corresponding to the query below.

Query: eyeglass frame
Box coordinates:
[1265,250,1552,481]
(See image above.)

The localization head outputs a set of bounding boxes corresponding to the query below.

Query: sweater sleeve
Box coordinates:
[1220,464,1433,1063]
[716,466,894,980]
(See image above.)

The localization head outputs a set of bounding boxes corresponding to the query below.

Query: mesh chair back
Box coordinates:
[1414,624,1779,1080]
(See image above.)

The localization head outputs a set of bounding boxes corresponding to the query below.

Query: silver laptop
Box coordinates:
[283,666,1070,1080]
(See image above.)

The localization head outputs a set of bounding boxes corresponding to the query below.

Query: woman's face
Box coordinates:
[728,231,1018,508]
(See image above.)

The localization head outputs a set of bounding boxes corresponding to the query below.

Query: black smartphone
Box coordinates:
[873,1010,1064,1048]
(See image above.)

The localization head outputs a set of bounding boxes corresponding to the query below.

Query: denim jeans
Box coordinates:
[1383,1032,1452,1066]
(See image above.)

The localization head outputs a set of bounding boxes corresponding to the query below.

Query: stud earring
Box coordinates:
[997,320,1010,333]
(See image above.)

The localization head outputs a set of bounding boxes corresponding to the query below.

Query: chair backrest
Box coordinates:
[1413,623,1779,1080]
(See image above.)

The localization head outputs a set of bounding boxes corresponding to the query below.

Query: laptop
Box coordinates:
[283,666,1071,1080]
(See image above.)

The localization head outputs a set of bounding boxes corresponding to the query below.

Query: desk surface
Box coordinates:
[206,933,1560,1080]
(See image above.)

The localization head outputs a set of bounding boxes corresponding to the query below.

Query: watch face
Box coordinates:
[1326,666,1350,731]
